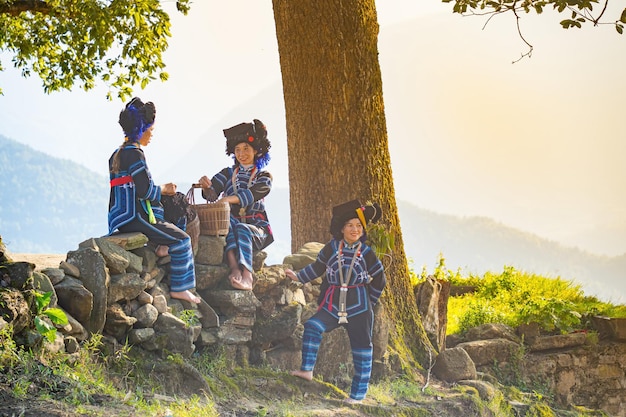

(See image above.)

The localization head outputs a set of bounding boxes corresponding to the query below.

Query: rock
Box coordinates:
[32,271,58,307]
[40,268,65,285]
[194,264,229,290]
[0,289,31,333]
[153,312,196,357]
[432,346,477,382]
[132,303,159,328]
[456,339,521,367]
[105,303,138,340]
[195,235,226,266]
[108,273,146,305]
[528,332,588,352]
[60,261,80,278]
[102,232,149,251]
[465,323,519,344]
[55,276,94,327]
[458,380,497,401]
[66,247,109,334]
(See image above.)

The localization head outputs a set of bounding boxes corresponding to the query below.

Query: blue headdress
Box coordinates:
[118,97,156,142]
[223,119,271,169]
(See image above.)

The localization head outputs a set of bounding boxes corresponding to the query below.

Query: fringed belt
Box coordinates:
[319,283,367,321]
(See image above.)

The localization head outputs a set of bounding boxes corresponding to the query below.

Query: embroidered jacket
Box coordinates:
[108,145,163,234]
[204,164,274,248]
[296,239,386,319]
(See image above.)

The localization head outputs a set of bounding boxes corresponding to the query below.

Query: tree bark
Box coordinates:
[272,0,434,368]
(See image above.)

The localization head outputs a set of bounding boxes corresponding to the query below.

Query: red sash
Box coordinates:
[110,176,133,187]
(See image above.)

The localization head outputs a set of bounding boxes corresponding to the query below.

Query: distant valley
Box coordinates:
[2,135,624,303]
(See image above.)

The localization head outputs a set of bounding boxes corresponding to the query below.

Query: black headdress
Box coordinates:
[223,119,271,169]
[329,199,382,239]
[118,97,156,142]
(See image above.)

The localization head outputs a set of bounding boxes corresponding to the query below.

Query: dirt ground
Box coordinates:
[9,253,67,270]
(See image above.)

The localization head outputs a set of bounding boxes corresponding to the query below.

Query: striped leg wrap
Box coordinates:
[349,347,373,400]
[300,318,326,372]
[168,235,196,292]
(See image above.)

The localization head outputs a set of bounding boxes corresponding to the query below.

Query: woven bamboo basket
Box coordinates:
[187,185,230,236]
[186,213,200,254]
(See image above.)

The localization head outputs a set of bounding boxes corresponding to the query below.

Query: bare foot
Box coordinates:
[290,370,313,381]
[343,397,362,405]
[170,290,201,304]
[229,269,252,290]
[155,245,168,257]
[241,268,254,290]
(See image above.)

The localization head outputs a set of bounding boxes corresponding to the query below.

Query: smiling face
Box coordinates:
[234,142,256,166]
[342,218,364,244]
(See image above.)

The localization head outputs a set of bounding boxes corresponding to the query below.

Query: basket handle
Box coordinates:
[186,184,205,205]
[187,183,216,204]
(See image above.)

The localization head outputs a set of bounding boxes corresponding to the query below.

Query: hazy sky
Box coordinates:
[1,1,624,257]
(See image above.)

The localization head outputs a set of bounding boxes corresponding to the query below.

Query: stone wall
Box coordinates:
[442,322,626,416]
[0,233,390,385]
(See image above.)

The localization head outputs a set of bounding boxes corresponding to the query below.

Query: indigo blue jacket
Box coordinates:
[108,145,163,234]
[296,239,386,319]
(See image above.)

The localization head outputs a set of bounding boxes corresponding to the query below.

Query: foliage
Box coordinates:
[177,309,200,327]
[366,221,395,269]
[442,0,625,33]
[447,265,626,335]
[416,253,463,284]
[0,0,191,100]
[441,0,626,60]
[31,290,68,342]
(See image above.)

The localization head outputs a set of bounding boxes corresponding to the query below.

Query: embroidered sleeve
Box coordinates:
[128,149,161,202]
[238,171,272,207]
[363,246,386,305]
[203,167,230,200]
[296,242,333,284]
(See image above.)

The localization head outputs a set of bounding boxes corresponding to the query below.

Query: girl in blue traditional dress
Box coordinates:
[198,119,273,291]
[285,199,385,404]
[108,97,201,304]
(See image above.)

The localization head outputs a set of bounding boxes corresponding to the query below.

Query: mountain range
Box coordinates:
[1,135,624,304]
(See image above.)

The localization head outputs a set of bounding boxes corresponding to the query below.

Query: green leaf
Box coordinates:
[34,316,57,343]
[33,291,52,313]
[44,308,68,326]
[621,8,626,24]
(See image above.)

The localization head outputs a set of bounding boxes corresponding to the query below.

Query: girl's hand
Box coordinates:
[161,183,177,196]
[285,269,299,282]
[198,176,212,189]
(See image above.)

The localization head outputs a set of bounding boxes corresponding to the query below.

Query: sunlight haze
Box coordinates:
[0,1,624,259]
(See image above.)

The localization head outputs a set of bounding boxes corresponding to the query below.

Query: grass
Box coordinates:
[2,254,622,416]
[415,256,626,336]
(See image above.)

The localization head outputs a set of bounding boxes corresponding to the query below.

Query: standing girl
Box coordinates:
[285,199,385,404]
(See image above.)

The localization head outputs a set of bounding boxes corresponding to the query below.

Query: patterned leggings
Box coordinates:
[224,218,268,272]
[119,216,196,293]
[301,308,374,400]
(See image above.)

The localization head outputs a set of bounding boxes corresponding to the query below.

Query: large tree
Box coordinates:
[271,0,433,368]
[2,0,624,370]
[0,0,190,99]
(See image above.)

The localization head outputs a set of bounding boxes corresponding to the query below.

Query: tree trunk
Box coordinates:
[272,0,434,368]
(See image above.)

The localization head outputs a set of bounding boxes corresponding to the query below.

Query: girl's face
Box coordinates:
[138,125,154,147]
[342,218,364,244]
[234,142,257,166]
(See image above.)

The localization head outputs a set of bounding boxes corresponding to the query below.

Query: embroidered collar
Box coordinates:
[342,240,361,250]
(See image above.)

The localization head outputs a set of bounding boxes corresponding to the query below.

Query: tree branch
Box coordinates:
[0,0,52,16]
